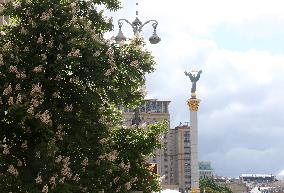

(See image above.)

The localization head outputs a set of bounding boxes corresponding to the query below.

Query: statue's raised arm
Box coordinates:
[184,71,194,82]
[195,70,202,82]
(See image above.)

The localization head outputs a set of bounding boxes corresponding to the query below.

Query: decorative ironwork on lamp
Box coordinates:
[115,2,161,44]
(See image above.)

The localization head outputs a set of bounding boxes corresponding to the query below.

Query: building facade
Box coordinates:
[120,99,170,126]
[159,125,192,192]
[121,102,199,192]
[240,174,276,184]
[199,161,214,179]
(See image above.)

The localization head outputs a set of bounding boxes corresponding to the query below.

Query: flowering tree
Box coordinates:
[200,177,233,193]
[0,0,166,192]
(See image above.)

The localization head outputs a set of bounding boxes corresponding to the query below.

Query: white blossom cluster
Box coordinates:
[0,54,3,66]
[98,150,117,162]
[40,8,53,21]
[33,65,44,73]
[67,48,80,57]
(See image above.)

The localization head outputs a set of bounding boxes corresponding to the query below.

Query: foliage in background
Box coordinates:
[0,0,166,192]
[200,177,233,193]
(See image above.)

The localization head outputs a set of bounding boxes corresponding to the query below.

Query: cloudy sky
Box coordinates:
[108,0,284,178]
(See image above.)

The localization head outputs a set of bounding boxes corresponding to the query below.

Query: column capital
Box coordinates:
[191,188,200,193]
[187,98,200,112]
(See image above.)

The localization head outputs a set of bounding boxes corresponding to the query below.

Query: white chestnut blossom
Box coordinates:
[114,176,119,183]
[40,9,53,21]
[13,2,21,9]
[67,48,80,57]
[37,35,44,44]
[20,27,27,35]
[104,69,112,76]
[30,83,43,96]
[42,184,48,193]
[16,94,22,104]
[15,83,21,91]
[38,110,52,125]
[56,54,62,60]
[59,177,65,184]
[41,54,47,60]
[35,175,43,184]
[64,104,73,112]
[106,48,114,57]
[31,98,42,108]
[4,41,12,50]
[3,84,12,96]
[55,155,63,163]
[52,91,60,98]
[61,156,72,178]
[7,165,19,177]
[130,60,139,67]
[125,182,131,190]
[47,39,54,48]
[9,65,18,73]
[33,65,44,73]
[24,47,29,52]
[21,140,28,150]
[73,174,80,182]
[0,54,3,66]
[55,127,64,141]
[16,71,26,79]
[70,2,79,13]
[81,157,88,167]
[27,106,34,115]
[49,176,57,189]
[98,138,108,144]
[8,97,14,106]
[94,50,101,57]
[2,144,10,155]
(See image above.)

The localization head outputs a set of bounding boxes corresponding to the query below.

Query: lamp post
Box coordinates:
[115,2,161,44]
[116,2,161,127]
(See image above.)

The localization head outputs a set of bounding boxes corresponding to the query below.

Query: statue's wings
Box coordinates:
[184,71,194,82]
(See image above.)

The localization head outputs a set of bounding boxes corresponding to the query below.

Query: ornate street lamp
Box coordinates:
[116,2,161,126]
[115,2,161,44]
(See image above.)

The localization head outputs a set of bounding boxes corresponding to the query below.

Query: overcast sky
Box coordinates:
[108,0,284,178]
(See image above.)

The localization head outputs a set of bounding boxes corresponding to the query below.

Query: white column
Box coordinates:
[187,98,200,193]
[190,109,199,190]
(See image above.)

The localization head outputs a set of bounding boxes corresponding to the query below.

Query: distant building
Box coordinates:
[199,161,214,179]
[224,182,248,193]
[0,0,11,25]
[159,125,192,192]
[121,100,200,192]
[120,99,170,126]
[121,99,173,185]
[240,174,276,184]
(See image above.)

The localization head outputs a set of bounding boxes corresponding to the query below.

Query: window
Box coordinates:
[184,147,190,153]
[157,102,162,112]
[163,102,168,113]
[184,131,190,142]
[140,103,146,112]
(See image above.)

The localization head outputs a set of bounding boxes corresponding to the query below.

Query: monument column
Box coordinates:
[188,95,200,193]
[184,70,202,193]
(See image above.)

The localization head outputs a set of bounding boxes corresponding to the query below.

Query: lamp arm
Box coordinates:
[138,20,159,32]
[117,19,133,28]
